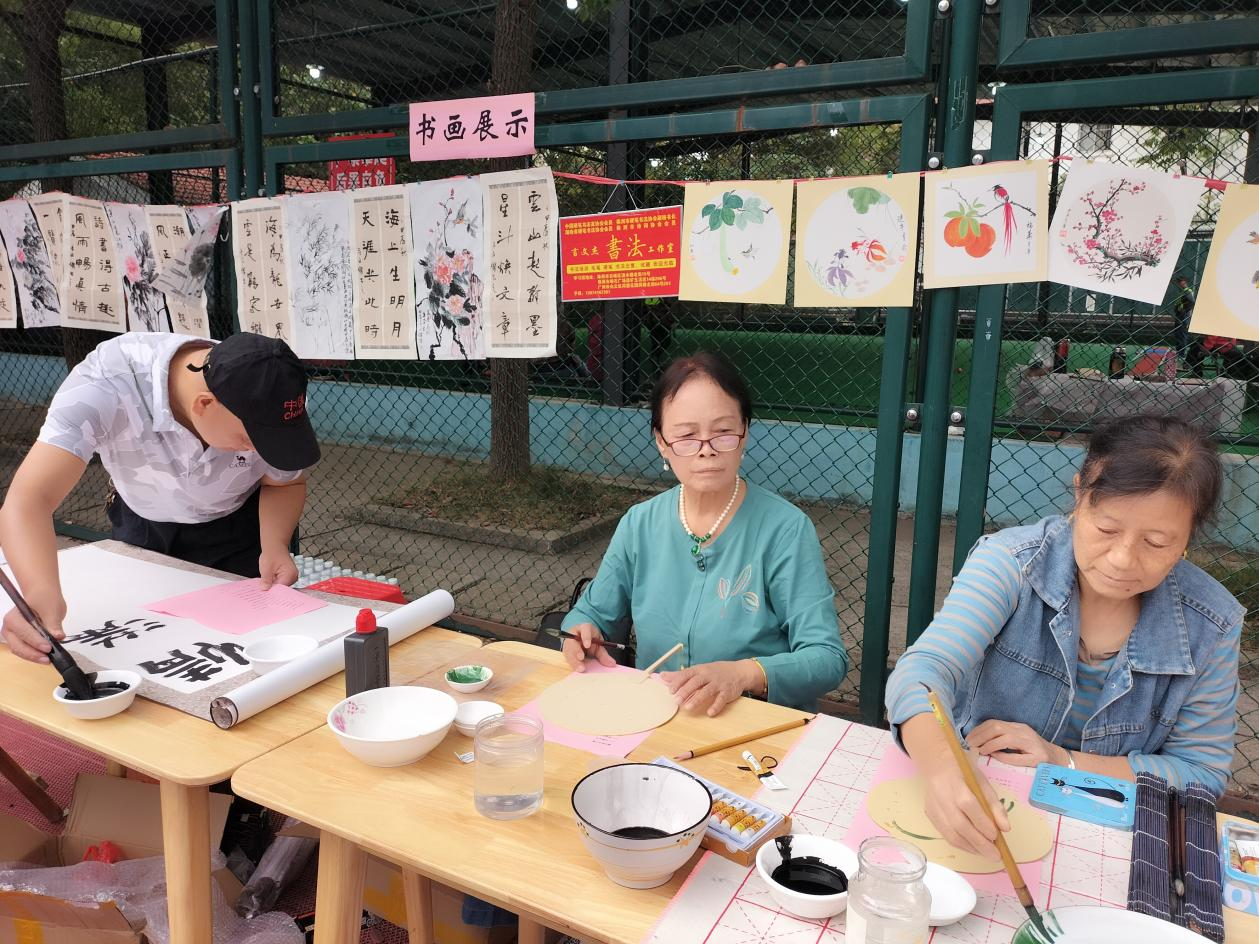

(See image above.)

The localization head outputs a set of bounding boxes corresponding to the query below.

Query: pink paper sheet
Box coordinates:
[145,578,328,635]
[843,743,1046,898]
[511,663,658,759]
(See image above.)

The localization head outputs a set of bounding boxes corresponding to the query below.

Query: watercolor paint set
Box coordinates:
[653,757,791,866]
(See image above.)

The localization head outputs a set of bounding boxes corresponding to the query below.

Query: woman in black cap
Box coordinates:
[0,331,320,665]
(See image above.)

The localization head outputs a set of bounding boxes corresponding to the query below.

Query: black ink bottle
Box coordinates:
[344,608,389,698]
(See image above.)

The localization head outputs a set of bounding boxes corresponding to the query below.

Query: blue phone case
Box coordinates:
[1028,763,1137,830]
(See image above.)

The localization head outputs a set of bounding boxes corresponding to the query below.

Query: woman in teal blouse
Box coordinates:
[562,353,848,715]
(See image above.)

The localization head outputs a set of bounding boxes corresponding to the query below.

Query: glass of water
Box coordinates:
[473,713,544,820]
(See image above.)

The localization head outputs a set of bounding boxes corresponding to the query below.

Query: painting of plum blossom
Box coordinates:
[407,177,487,360]
[793,172,919,308]
[922,161,1049,288]
[1048,160,1203,305]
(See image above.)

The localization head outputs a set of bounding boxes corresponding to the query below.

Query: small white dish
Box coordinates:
[53,670,141,720]
[924,861,976,925]
[755,833,857,920]
[327,686,458,767]
[243,634,318,674]
[454,700,503,736]
[444,664,493,694]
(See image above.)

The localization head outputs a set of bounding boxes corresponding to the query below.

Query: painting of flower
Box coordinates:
[409,178,487,360]
[1048,161,1203,305]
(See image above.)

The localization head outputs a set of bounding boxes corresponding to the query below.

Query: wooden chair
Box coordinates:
[0,743,64,822]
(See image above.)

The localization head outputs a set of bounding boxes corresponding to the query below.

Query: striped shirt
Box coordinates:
[1063,656,1114,751]
[886,541,1238,793]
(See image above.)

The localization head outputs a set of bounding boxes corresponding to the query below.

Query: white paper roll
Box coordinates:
[210,588,454,728]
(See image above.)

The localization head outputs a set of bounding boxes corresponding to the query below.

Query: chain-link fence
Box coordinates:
[2,1,1259,792]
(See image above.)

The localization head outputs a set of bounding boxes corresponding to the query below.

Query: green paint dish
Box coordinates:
[447,666,489,684]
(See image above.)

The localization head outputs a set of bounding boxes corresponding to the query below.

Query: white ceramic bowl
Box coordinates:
[327,686,458,767]
[571,762,712,889]
[243,634,319,674]
[454,700,503,736]
[1013,905,1213,943]
[53,670,141,720]
[444,664,493,694]
[755,833,858,919]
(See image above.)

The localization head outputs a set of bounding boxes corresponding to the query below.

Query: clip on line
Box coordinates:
[597,181,644,213]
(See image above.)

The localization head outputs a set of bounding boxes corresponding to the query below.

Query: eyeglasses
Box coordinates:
[662,433,745,457]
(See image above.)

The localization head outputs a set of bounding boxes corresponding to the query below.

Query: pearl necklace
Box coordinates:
[679,477,741,562]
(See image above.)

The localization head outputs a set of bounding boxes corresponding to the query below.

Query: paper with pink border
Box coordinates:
[511,662,658,758]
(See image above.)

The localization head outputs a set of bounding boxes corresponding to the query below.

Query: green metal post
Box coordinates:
[904,0,983,646]
[218,0,239,141]
[237,0,265,197]
[859,94,933,726]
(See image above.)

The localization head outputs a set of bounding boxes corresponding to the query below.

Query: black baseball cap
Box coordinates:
[199,333,320,471]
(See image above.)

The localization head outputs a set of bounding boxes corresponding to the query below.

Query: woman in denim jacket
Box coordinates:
[886,415,1243,861]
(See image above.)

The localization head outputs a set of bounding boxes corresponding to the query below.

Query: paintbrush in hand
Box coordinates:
[0,568,108,700]
[922,683,1052,943]
[548,628,628,651]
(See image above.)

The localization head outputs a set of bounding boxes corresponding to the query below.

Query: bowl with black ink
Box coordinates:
[755,833,857,919]
[570,762,712,889]
[53,669,141,720]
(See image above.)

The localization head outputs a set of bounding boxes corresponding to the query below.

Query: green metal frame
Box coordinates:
[0,149,239,184]
[951,64,1259,570]
[997,0,1259,68]
[253,0,933,138]
[858,95,932,726]
[264,93,933,192]
[903,0,984,648]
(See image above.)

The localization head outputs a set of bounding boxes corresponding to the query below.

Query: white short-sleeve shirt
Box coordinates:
[37,333,305,524]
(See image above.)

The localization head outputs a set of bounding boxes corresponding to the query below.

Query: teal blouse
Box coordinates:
[562,481,848,710]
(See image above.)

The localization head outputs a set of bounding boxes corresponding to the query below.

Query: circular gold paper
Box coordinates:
[538,672,679,736]
[867,776,1053,873]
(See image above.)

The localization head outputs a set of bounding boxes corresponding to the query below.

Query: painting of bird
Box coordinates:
[992,183,1015,255]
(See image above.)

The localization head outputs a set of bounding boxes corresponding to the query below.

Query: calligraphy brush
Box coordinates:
[548,628,628,651]
[0,568,118,700]
[922,684,1053,943]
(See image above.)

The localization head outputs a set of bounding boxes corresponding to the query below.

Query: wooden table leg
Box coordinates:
[159,780,212,944]
[0,745,64,823]
[518,916,549,944]
[313,830,367,944]
[401,869,434,944]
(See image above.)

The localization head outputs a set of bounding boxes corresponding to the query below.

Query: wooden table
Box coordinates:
[0,542,480,944]
[232,641,807,944]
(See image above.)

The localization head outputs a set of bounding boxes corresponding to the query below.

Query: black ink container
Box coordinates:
[344,608,389,698]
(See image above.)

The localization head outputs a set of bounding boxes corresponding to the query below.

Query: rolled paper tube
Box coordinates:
[209,589,455,728]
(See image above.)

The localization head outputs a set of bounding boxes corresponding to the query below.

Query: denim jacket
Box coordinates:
[889,515,1243,793]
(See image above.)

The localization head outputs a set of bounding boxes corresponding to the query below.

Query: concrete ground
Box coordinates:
[1,396,1255,792]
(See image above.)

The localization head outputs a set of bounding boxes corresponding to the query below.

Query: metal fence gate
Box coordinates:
[1,1,1258,794]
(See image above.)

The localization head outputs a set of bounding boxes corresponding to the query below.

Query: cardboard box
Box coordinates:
[0,774,231,866]
[363,857,514,944]
[0,774,233,942]
[0,891,141,944]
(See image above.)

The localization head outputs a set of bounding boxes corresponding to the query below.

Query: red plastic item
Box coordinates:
[355,608,376,633]
[82,841,123,863]
[307,576,406,605]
